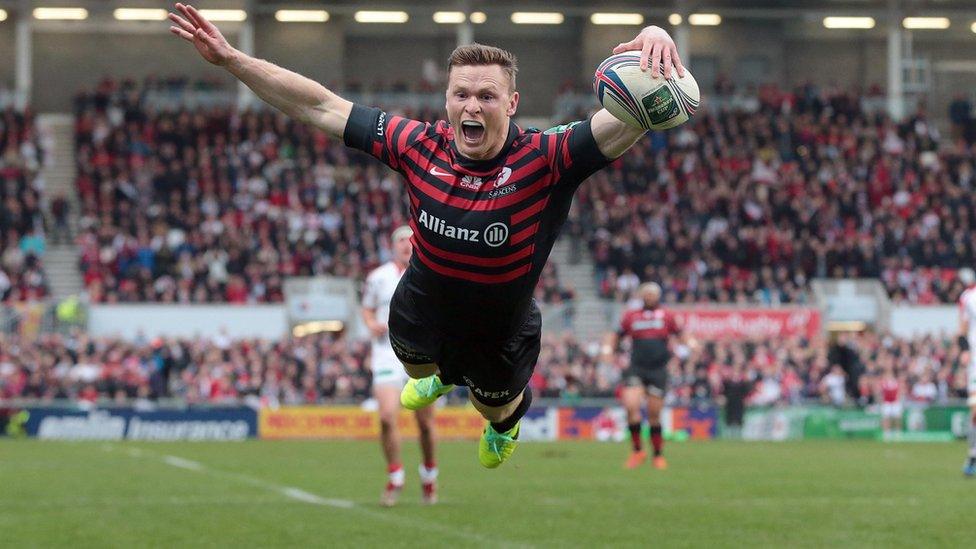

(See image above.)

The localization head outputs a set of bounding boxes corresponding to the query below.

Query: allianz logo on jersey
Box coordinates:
[418,209,509,247]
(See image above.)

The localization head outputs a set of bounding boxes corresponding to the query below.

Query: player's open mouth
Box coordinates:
[460,120,485,144]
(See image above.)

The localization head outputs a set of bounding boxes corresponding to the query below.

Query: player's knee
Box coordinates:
[471,387,530,423]
[416,417,434,436]
[379,413,398,433]
[402,361,438,379]
[479,402,514,423]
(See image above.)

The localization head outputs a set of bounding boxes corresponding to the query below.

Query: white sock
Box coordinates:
[419,464,438,484]
[388,466,405,487]
[969,426,976,459]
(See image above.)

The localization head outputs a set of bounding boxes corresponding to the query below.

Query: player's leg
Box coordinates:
[965,362,976,476]
[399,359,455,410]
[646,368,668,469]
[881,404,892,433]
[374,383,405,507]
[460,302,542,468]
[414,405,439,504]
[387,295,454,410]
[402,361,438,379]
[469,386,533,468]
[620,373,647,468]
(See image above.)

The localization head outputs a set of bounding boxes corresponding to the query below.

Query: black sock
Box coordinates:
[628,423,642,452]
[490,387,532,435]
[968,456,976,468]
[650,425,663,457]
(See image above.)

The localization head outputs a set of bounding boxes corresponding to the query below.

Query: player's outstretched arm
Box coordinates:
[591,25,685,159]
[168,3,352,138]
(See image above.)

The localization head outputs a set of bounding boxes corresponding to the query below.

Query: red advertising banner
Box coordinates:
[671,308,821,340]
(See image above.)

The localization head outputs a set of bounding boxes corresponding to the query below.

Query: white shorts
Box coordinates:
[371,346,409,388]
[881,402,903,419]
[968,359,976,406]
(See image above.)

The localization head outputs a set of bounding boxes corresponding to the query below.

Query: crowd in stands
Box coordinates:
[72,78,976,307]
[0,107,49,302]
[75,79,406,303]
[0,327,968,409]
[72,77,573,304]
[0,330,372,406]
[570,82,976,305]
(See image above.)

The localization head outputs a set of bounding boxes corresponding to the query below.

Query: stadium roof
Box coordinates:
[7,1,976,14]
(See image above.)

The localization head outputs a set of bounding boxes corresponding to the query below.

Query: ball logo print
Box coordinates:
[643,88,680,126]
[483,222,509,247]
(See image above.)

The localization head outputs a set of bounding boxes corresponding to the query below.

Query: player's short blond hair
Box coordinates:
[448,43,518,92]
[638,282,662,296]
[392,226,413,242]
[960,267,975,286]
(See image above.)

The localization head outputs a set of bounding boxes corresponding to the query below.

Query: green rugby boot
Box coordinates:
[479,421,520,468]
[400,374,454,410]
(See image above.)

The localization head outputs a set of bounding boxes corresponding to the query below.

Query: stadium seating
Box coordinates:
[72,79,574,304]
[1,329,966,406]
[75,81,976,306]
[571,83,976,305]
[0,106,49,302]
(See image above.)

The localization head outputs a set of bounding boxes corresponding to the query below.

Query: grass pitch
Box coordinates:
[1,439,973,548]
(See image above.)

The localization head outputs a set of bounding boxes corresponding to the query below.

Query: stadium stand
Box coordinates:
[74,80,976,307]
[1,329,966,406]
[0,106,49,302]
[570,83,976,305]
[72,78,575,304]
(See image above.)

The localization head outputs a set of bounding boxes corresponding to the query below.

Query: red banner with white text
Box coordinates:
[671,308,821,340]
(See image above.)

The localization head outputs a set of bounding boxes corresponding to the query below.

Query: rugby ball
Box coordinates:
[593,51,700,131]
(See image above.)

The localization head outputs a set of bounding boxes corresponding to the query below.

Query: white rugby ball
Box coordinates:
[593,51,700,131]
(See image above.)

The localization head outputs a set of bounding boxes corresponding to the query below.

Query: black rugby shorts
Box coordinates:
[388,282,541,407]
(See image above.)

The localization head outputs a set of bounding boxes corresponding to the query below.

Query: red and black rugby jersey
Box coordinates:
[618,307,681,368]
[343,105,611,341]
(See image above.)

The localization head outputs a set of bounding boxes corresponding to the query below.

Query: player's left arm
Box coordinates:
[601,312,631,363]
[590,26,686,159]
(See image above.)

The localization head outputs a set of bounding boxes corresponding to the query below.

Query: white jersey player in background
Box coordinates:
[958,268,976,477]
[362,226,438,505]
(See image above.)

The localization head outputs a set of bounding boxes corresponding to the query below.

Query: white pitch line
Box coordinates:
[114,445,531,548]
[163,455,205,471]
[280,487,355,508]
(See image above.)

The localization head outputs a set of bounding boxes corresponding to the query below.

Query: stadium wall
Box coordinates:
[256,16,344,91]
[32,30,238,111]
[88,304,289,340]
[0,23,14,92]
[344,35,449,90]
[17,17,976,115]
[468,33,581,117]
[890,305,958,338]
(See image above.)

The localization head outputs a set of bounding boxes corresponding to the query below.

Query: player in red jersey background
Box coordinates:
[603,283,696,470]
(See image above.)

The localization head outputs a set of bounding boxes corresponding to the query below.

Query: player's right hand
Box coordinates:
[169,3,237,67]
